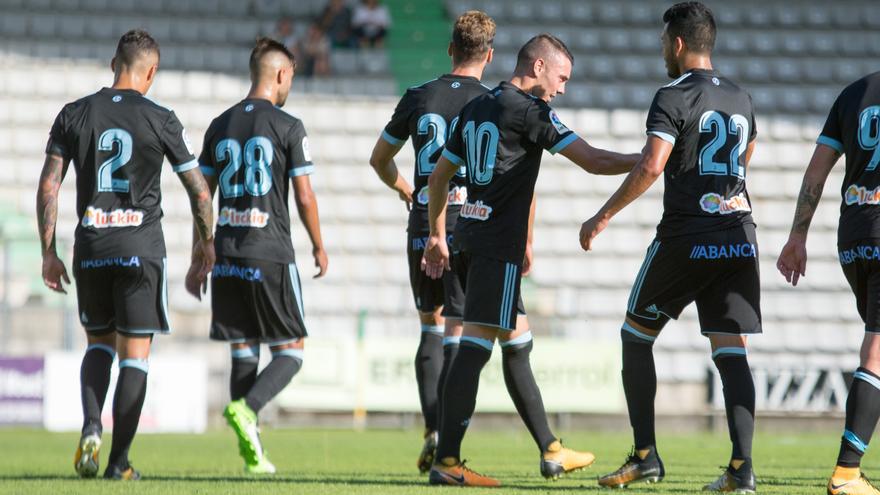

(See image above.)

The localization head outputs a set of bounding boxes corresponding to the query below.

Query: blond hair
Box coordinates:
[451,10,495,65]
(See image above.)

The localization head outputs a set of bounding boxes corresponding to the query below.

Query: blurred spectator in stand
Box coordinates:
[352,0,390,48]
[293,22,331,77]
[319,0,354,48]
[273,17,297,51]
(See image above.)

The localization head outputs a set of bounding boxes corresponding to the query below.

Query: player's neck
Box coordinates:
[678,54,713,74]
[111,73,146,95]
[507,75,534,95]
[449,63,484,80]
[246,85,278,106]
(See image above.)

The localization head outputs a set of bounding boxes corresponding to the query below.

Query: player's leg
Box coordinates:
[409,235,445,453]
[104,333,151,481]
[230,340,260,402]
[601,239,688,488]
[246,339,304,415]
[498,311,595,479]
[703,334,756,493]
[75,331,115,478]
[429,251,503,487]
[72,261,116,478]
[102,257,169,480]
[699,232,760,493]
[830,259,880,495]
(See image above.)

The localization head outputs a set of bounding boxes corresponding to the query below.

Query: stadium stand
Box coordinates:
[0,0,872,413]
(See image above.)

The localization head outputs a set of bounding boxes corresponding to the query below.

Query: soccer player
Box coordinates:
[37,30,215,480]
[368,10,494,473]
[777,72,880,494]
[422,34,639,486]
[580,3,759,491]
[188,37,328,475]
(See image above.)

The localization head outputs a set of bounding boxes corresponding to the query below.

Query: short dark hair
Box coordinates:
[515,33,573,72]
[451,10,495,65]
[249,37,296,74]
[114,29,159,67]
[662,2,716,53]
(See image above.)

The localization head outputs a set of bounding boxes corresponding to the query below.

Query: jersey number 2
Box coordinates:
[97,128,133,193]
[858,106,880,171]
[417,113,463,176]
[216,137,274,198]
[698,111,749,179]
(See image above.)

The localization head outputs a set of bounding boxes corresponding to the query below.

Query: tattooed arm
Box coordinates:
[777,144,842,286]
[179,168,216,298]
[36,153,70,293]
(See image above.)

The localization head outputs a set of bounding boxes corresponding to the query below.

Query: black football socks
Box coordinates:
[415,328,444,432]
[230,344,260,401]
[244,348,303,413]
[621,323,658,451]
[712,348,755,467]
[435,339,492,461]
[501,332,556,451]
[80,343,115,435]
[107,359,149,469]
[837,367,880,467]
[436,336,460,428]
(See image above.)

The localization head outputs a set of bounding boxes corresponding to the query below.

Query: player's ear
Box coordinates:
[146,64,157,83]
[110,56,116,73]
[447,42,454,58]
[486,48,494,64]
[674,36,686,57]
[533,57,545,77]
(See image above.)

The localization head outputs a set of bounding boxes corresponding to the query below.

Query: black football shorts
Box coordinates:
[407,233,465,319]
[452,250,526,331]
[626,224,762,335]
[73,256,169,336]
[210,256,307,344]
[839,240,880,332]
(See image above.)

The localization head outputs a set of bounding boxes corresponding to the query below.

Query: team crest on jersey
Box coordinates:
[845,184,880,206]
[182,129,194,155]
[699,192,751,215]
[451,81,461,89]
[301,136,312,162]
[81,207,143,228]
[112,95,122,103]
[549,110,569,134]
[245,104,254,112]
[460,200,493,221]
[218,207,269,228]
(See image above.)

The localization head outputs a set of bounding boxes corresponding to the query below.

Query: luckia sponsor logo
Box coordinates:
[460,200,492,221]
[416,185,467,206]
[699,192,751,215]
[81,206,143,228]
[218,207,269,228]
[845,184,880,206]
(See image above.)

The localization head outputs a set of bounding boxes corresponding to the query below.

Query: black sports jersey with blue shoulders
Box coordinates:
[46,87,198,260]
[817,71,880,245]
[646,68,757,239]
[199,98,313,264]
[382,74,489,234]
[442,81,578,264]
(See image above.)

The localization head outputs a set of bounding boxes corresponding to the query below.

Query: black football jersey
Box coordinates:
[46,87,198,260]
[199,98,313,263]
[818,71,880,244]
[442,81,578,263]
[382,74,489,234]
[645,69,757,238]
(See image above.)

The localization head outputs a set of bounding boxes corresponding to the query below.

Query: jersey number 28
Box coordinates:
[698,111,749,179]
[216,137,274,198]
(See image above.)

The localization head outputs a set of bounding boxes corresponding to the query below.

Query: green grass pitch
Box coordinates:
[0,427,869,494]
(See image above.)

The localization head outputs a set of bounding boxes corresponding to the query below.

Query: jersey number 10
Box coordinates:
[215,137,274,198]
[463,120,499,185]
[698,111,749,179]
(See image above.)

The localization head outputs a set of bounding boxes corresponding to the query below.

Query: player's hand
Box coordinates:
[580,214,609,251]
[42,252,70,294]
[421,234,450,280]
[522,242,534,276]
[313,247,328,278]
[396,183,414,211]
[186,238,215,299]
[777,237,807,286]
